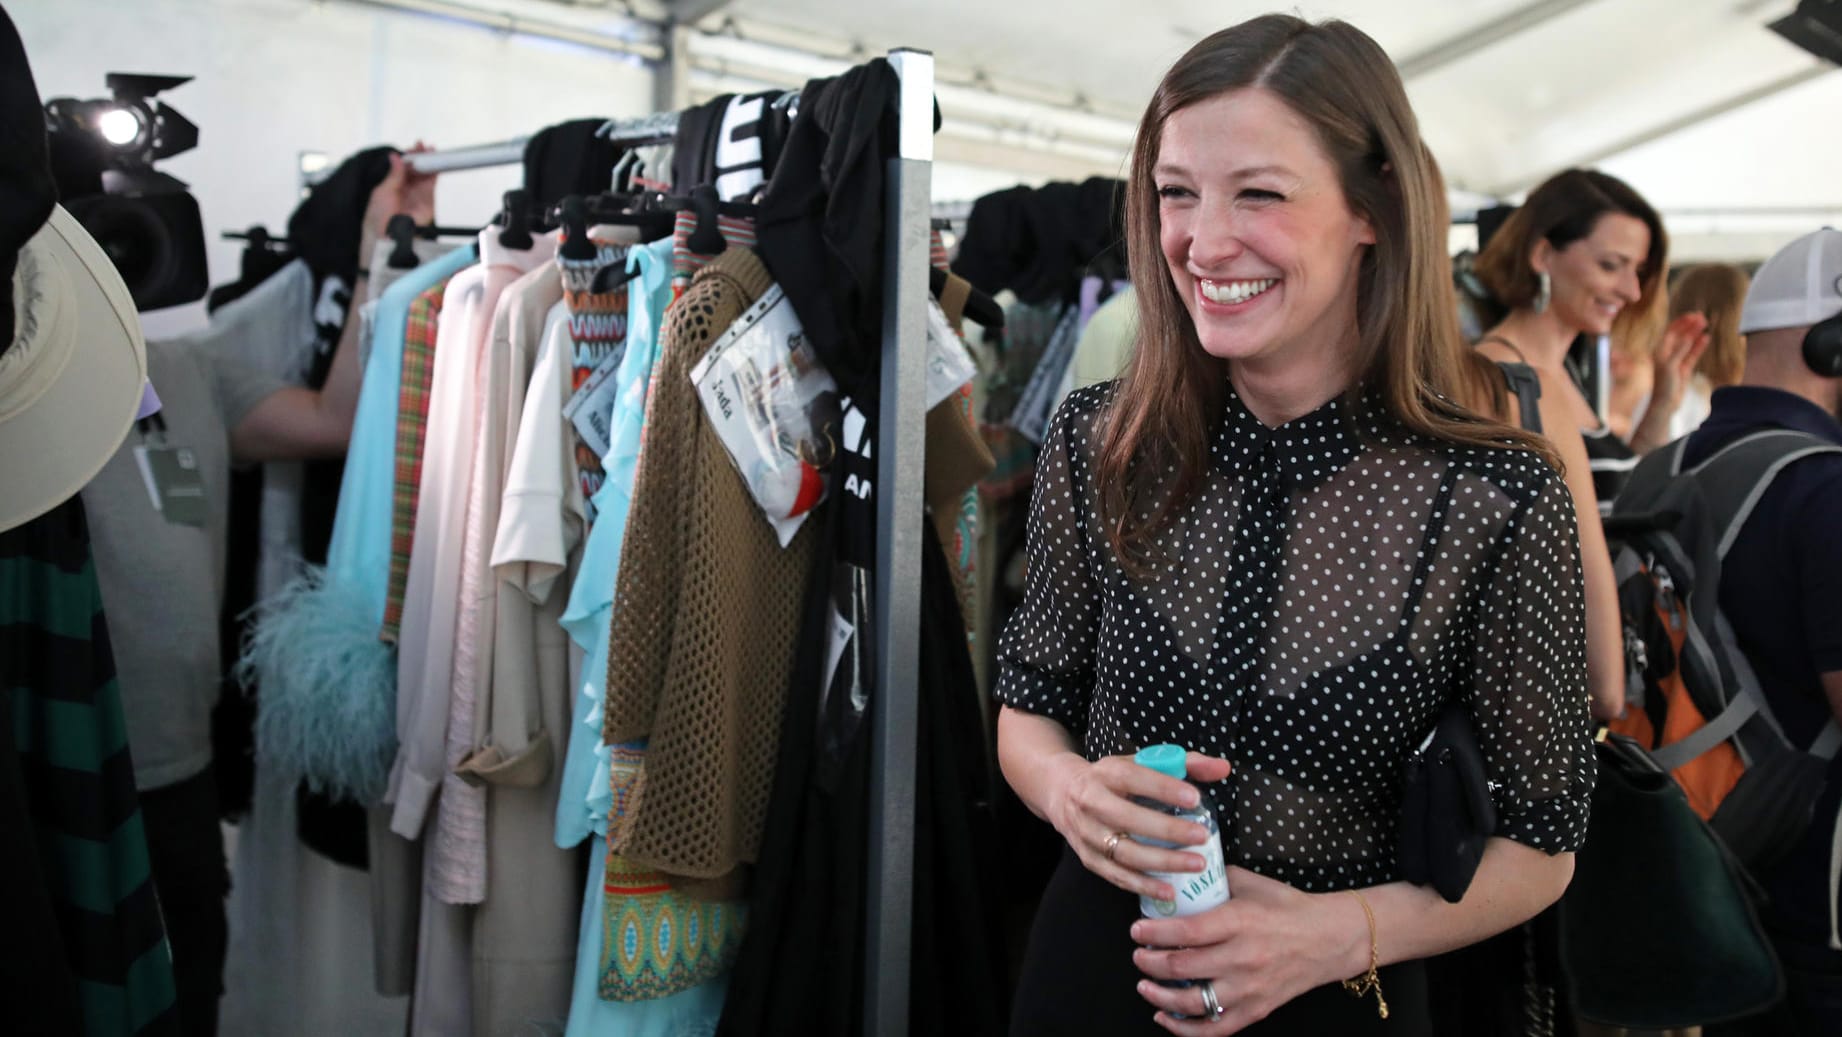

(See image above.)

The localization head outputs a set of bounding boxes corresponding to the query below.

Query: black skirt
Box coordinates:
[1011,848,1431,1036]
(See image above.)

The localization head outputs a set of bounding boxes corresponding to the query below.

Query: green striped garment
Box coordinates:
[2,496,178,1036]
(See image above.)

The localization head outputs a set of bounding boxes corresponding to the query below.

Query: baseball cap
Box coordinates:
[1738,227,1842,335]
[0,6,147,532]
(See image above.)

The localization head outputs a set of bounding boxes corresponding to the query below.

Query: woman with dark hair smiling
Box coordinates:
[993,15,1596,1036]
[1472,168,1695,723]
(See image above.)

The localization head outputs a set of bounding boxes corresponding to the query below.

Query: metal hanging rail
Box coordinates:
[404,138,528,174]
[403,115,689,176]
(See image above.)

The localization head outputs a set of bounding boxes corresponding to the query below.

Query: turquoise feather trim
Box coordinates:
[235,567,397,803]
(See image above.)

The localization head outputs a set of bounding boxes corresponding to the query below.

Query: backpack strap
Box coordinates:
[1615,435,1693,515]
[1653,430,1842,767]
[1813,722,1842,761]
[1685,429,1842,558]
[1650,686,1760,771]
[1712,610,1793,766]
[1496,361,1543,434]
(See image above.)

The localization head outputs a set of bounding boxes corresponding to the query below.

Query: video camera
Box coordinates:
[44,73,207,311]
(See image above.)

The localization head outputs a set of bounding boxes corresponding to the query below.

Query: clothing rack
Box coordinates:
[869,46,933,1037]
[387,52,938,1037]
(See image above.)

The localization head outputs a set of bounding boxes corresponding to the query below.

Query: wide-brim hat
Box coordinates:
[1,204,146,532]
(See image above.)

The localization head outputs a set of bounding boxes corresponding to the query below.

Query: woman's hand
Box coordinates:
[1045,751,1231,902]
[1130,867,1366,1035]
[1648,311,1712,415]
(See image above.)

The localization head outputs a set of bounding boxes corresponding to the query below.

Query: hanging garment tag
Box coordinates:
[133,444,209,526]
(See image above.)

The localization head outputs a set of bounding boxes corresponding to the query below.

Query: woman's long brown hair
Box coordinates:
[1099,15,1554,571]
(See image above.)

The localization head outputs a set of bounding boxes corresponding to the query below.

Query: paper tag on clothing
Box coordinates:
[822,602,855,700]
[690,284,840,547]
[925,301,978,411]
[565,345,626,465]
[570,384,618,465]
[134,444,208,526]
[562,345,624,424]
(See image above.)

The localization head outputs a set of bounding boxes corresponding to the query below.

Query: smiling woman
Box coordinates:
[993,14,1597,1037]
[1152,89,1375,407]
[1471,168,1676,724]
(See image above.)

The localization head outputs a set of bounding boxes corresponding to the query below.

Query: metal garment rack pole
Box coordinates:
[404,139,527,174]
[402,114,685,175]
[865,46,933,1037]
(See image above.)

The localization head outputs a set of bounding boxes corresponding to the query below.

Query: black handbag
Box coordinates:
[1558,733,1784,1029]
[1400,702,1497,903]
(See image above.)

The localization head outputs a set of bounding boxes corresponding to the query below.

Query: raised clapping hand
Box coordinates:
[1647,310,1712,416]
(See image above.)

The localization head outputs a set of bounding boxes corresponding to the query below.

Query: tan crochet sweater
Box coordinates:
[603,247,814,894]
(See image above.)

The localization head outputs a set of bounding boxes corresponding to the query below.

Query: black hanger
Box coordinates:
[546,193,648,293]
[551,192,674,234]
[497,188,535,250]
[686,184,726,255]
[416,223,486,239]
[222,225,290,248]
[385,214,421,270]
[931,266,1005,330]
[557,196,598,262]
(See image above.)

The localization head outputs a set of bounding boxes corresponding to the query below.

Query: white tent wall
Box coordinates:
[14,0,655,339]
[11,0,1057,343]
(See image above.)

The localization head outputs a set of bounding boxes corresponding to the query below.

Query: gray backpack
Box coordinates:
[1604,430,1842,872]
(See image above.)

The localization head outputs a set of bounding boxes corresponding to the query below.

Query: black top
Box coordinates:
[996,383,1596,891]
[1583,422,1637,512]
[1685,386,1842,945]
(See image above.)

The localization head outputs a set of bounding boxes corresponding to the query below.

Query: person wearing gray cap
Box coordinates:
[1681,227,1842,1032]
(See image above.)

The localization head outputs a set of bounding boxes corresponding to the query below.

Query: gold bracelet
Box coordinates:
[1340,889,1389,1020]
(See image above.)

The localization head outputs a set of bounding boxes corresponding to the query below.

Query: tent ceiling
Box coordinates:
[669,0,1831,205]
[498,0,1841,251]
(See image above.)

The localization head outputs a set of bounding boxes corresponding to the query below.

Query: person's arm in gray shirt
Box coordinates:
[230,149,436,462]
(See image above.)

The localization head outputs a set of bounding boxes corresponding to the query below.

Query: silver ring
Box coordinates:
[1200,978,1223,1017]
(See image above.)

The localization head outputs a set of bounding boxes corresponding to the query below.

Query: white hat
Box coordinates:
[0,205,147,533]
[1739,227,1842,336]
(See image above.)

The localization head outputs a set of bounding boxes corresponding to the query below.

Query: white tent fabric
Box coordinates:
[701,0,1841,260]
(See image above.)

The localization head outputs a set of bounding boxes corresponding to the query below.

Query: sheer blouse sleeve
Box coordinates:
[1469,470,1596,855]
[993,397,1104,737]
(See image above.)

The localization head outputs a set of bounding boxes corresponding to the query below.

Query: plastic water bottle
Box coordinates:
[1131,744,1230,917]
[1131,744,1229,1017]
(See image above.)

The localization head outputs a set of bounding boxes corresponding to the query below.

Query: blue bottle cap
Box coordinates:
[1134,744,1188,780]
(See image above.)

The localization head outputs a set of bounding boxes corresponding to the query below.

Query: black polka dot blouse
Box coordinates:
[995,382,1597,892]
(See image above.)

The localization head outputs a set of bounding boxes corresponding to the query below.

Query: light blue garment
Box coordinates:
[554,238,674,850]
[553,238,730,1034]
[333,245,479,604]
[238,245,477,801]
[565,853,726,1037]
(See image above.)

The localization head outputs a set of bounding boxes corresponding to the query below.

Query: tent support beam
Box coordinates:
[1398,0,1603,78]
[661,0,733,25]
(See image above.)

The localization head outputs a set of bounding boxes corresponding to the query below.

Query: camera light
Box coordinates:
[98,106,142,147]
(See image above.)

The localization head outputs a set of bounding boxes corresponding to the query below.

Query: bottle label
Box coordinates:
[1139,835,1229,918]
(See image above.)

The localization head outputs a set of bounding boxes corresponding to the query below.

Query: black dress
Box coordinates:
[995,384,1596,1034]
